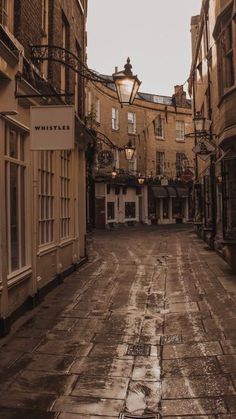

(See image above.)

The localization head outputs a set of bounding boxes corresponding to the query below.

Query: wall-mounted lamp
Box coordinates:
[112,58,141,106]
[138,174,145,185]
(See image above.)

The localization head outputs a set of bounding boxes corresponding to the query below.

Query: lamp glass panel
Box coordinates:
[129,78,141,104]
[195,117,204,131]
[124,147,135,161]
[114,78,134,104]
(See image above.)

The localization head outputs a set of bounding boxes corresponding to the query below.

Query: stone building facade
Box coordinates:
[189,0,236,271]
[86,78,194,229]
[0,0,88,334]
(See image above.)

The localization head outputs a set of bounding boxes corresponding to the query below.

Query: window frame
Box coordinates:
[5,125,27,274]
[112,107,119,131]
[155,115,165,139]
[156,151,165,176]
[127,112,136,134]
[175,120,185,141]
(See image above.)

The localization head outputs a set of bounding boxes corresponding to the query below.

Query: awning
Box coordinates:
[152,186,168,198]
[176,187,189,198]
[167,186,177,197]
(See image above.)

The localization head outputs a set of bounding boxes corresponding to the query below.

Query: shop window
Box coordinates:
[107,202,115,220]
[60,151,71,239]
[38,151,55,246]
[125,202,136,218]
[5,126,26,273]
[222,157,236,240]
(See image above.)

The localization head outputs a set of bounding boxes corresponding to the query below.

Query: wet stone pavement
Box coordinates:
[0,224,236,419]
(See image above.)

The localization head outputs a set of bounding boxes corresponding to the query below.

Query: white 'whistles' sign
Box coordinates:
[30,105,74,150]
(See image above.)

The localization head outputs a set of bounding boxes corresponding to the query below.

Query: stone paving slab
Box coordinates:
[163,342,223,359]
[0,225,236,418]
[52,396,124,416]
[162,356,221,377]
[162,375,236,399]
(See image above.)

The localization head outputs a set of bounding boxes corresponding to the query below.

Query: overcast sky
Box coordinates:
[87,0,202,97]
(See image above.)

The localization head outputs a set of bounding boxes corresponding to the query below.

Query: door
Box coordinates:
[95,197,106,229]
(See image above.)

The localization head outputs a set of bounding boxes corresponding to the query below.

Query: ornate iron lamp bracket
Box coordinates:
[30,44,113,85]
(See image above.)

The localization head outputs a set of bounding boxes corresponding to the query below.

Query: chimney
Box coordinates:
[114,66,118,73]
[173,85,187,106]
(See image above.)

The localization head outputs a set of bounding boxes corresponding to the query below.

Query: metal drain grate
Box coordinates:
[119,414,160,419]
[126,343,151,356]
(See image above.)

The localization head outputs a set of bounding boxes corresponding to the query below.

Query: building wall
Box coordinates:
[86,80,194,227]
[0,0,88,334]
[189,0,236,270]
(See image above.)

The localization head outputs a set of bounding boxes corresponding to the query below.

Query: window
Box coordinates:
[176,121,185,141]
[40,0,49,77]
[125,202,136,218]
[0,0,13,30]
[155,116,164,138]
[75,41,84,118]
[128,153,137,174]
[176,153,186,177]
[107,202,115,220]
[112,107,119,130]
[203,174,212,228]
[222,157,236,240]
[38,151,55,246]
[5,126,26,273]
[60,151,71,239]
[128,112,136,134]
[217,20,234,95]
[41,0,49,36]
[95,99,100,123]
[61,13,70,93]
[156,151,165,176]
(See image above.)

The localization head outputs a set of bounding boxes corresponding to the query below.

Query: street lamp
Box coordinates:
[30,46,141,106]
[193,112,212,134]
[124,139,135,161]
[138,174,145,185]
[112,58,141,106]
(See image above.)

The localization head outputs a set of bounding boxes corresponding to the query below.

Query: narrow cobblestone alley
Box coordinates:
[0,225,236,419]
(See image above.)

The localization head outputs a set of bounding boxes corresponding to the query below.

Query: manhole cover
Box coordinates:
[119,414,159,419]
[126,344,151,356]
[161,334,182,345]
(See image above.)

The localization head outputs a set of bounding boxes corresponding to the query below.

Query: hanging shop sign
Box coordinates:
[30,105,74,150]
[98,150,114,166]
[192,138,216,161]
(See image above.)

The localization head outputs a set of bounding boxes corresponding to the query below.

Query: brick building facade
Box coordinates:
[0,0,88,334]
[86,78,194,229]
[189,0,236,271]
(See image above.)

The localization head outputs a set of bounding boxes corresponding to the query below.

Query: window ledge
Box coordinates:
[38,243,57,257]
[156,136,165,140]
[7,266,32,289]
